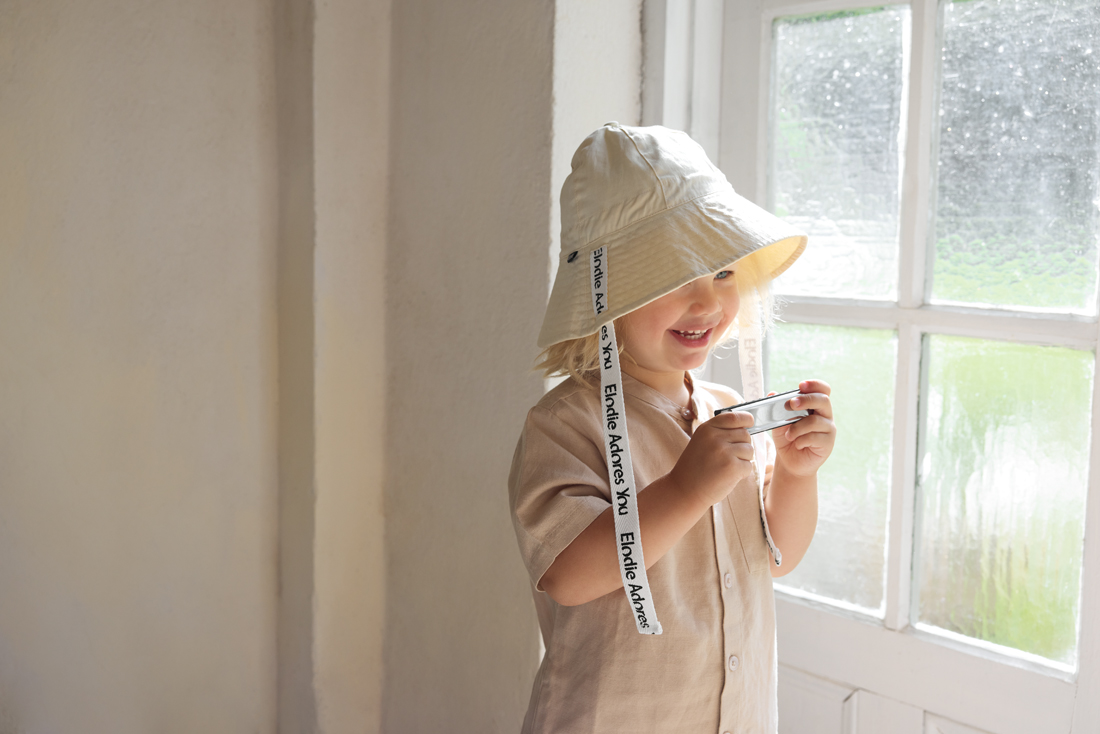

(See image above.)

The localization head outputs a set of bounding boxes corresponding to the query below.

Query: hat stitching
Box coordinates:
[620,126,670,210]
[560,186,734,262]
[547,225,805,344]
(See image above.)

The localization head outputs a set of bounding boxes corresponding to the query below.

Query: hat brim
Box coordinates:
[537,188,807,348]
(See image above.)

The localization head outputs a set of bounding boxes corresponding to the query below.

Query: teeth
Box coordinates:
[675,329,707,340]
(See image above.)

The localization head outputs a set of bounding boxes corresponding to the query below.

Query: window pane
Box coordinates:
[770,7,909,301]
[769,324,896,612]
[916,335,1092,666]
[931,0,1100,312]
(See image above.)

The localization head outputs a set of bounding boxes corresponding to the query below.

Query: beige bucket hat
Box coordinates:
[538,123,807,349]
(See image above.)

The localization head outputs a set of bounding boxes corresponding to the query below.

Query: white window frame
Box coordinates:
[645,0,1100,730]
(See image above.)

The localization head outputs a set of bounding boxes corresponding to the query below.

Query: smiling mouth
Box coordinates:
[671,328,712,342]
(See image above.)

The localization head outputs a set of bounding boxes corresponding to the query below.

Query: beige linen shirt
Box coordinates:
[509,373,778,734]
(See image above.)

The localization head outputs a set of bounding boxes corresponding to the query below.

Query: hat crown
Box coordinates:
[537,124,807,349]
[560,124,731,255]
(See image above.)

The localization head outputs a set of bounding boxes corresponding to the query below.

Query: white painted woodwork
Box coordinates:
[925,714,994,734]
[642,0,669,126]
[779,666,855,734]
[1070,321,1100,731]
[776,598,1075,734]
[643,0,693,130]
[897,0,937,310]
[883,319,920,630]
[845,690,924,734]
[690,0,725,161]
[642,0,726,159]
[779,300,1099,350]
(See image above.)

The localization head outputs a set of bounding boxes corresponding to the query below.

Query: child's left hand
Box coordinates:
[771,379,835,477]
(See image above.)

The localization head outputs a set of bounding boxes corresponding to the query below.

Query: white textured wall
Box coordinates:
[0,2,644,731]
[0,2,278,733]
[384,2,644,730]
[385,1,554,731]
[551,0,643,280]
[312,0,390,731]
[267,0,394,731]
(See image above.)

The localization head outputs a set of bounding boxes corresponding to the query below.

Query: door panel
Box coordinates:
[778,666,854,734]
[925,714,995,734]
[847,690,923,734]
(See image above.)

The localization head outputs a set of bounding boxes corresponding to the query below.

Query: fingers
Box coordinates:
[798,379,831,396]
[729,442,756,462]
[712,425,752,447]
[706,410,755,430]
[789,432,832,452]
[787,392,833,420]
[782,414,835,443]
[706,413,756,458]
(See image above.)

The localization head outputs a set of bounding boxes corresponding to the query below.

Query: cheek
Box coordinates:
[620,321,655,355]
[724,292,741,321]
[714,294,740,336]
[622,304,672,339]
[619,311,671,357]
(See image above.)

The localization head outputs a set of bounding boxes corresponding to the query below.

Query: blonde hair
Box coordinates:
[535,253,775,380]
[534,317,627,383]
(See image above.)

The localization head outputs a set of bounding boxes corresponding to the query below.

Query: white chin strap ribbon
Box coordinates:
[737,314,783,568]
[590,247,662,635]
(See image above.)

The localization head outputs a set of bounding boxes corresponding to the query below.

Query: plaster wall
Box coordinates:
[312,0,390,731]
[551,0,643,283]
[271,0,393,730]
[272,1,391,731]
[384,1,554,731]
[384,1,645,729]
[0,1,645,731]
[0,2,278,732]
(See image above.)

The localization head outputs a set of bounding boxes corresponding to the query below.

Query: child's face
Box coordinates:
[619,268,740,377]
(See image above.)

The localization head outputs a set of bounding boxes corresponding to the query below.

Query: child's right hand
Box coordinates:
[668,411,757,507]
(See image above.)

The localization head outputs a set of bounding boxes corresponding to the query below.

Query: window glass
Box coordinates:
[915,335,1092,666]
[930,0,1100,312]
[769,323,896,613]
[770,7,909,301]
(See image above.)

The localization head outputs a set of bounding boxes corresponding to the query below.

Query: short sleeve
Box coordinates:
[508,403,611,590]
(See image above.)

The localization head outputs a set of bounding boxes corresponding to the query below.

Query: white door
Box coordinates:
[647,0,1100,731]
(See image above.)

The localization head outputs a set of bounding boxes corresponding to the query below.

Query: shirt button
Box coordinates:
[728,655,739,671]
[724,572,732,588]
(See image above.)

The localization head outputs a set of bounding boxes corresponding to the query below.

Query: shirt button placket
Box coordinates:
[712,505,739,734]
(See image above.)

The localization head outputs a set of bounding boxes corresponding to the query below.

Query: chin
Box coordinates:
[677,356,710,372]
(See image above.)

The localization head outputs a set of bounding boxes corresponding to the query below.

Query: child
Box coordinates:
[509,123,835,733]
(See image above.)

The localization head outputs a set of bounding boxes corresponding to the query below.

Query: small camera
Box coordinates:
[714,389,809,435]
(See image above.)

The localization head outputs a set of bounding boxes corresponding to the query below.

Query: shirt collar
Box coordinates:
[621,371,699,425]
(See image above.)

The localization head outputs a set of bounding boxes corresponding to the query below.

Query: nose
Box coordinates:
[686,277,721,316]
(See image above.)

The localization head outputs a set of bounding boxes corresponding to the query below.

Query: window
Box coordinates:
[647,0,1100,729]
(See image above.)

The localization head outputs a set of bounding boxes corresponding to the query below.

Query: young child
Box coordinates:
[508,123,836,733]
